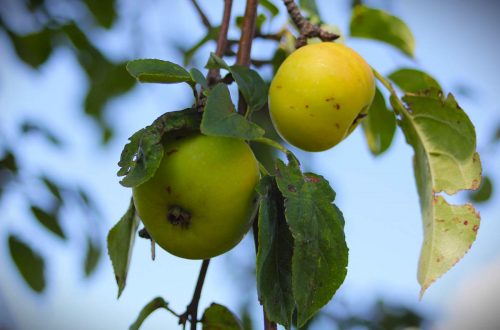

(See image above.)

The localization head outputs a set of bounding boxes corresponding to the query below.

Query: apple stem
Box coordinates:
[282,0,340,48]
[179,259,210,330]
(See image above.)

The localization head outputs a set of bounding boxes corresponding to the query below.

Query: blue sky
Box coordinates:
[1,0,499,329]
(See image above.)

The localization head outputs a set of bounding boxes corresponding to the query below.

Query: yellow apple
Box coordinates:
[269,42,375,151]
[132,133,260,259]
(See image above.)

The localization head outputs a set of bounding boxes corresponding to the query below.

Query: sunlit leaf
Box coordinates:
[389,68,441,93]
[190,68,208,90]
[202,303,243,330]
[260,0,279,18]
[350,5,415,57]
[126,59,193,84]
[107,200,139,297]
[393,90,482,297]
[8,235,46,293]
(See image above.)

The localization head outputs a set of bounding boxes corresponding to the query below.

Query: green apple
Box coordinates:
[133,133,260,259]
[269,42,375,152]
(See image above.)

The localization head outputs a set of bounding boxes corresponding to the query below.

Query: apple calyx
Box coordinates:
[167,205,191,228]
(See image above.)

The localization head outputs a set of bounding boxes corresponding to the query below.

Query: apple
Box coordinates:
[268,42,375,152]
[133,133,260,259]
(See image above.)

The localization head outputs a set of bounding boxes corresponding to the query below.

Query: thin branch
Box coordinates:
[236,0,258,67]
[207,0,233,86]
[189,0,212,29]
[179,259,211,330]
[282,0,339,48]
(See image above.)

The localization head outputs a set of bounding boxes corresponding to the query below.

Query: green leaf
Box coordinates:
[236,14,267,30]
[31,206,66,239]
[21,121,63,147]
[350,5,415,57]
[205,54,268,113]
[202,303,244,330]
[0,150,18,173]
[394,90,482,297]
[41,176,63,202]
[107,199,139,298]
[205,53,231,71]
[389,68,441,93]
[129,297,170,330]
[361,88,396,155]
[190,68,208,90]
[256,176,294,329]
[260,0,279,17]
[201,84,265,140]
[275,159,348,327]
[84,0,116,29]
[182,27,220,66]
[9,28,53,68]
[117,108,201,188]
[230,65,268,113]
[469,175,493,203]
[126,59,193,84]
[299,0,321,21]
[84,237,101,277]
[8,235,46,293]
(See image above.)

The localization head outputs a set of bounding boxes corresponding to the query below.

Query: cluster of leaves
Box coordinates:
[0,122,102,293]
[0,0,134,143]
[108,0,486,329]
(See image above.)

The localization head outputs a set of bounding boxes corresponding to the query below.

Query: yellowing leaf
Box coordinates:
[393,90,482,297]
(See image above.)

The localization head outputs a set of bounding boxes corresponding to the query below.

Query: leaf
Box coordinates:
[350,5,415,57]
[230,65,268,113]
[275,158,348,327]
[202,303,244,330]
[260,0,279,17]
[394,90,482,297]
[9,28,53,68]
[117,108,201,188]
[389,68,441,93]
[362,88,396,155]
[41,176,63,202]
[205,54,268,113]
[84,0,116,29]
[182,27,220,66]
[190,68,208,90]
[129,297,170,330]
[256,176,294,329]
[8,235,46,293]
[107,200,139,298]
[201,84,265,140]
[84,237,101,277]
[126,59,193,84]
[31,206,66,240]
[469,175,493,203]
[0,150,18,173]
[299,0,321,21]
[21,121,63,147]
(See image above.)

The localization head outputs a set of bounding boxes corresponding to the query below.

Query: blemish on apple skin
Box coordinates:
[473,225,479,232]
[335,104,341,110]
[287,184,297,193]
[166,186,172,194]
[305,105,309,109]
[463,220,468,226]
[325,97,335,102]
[305,175,320,183]
[166,148,178,156]
[335,123,340,129]
[276,85,282,89]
